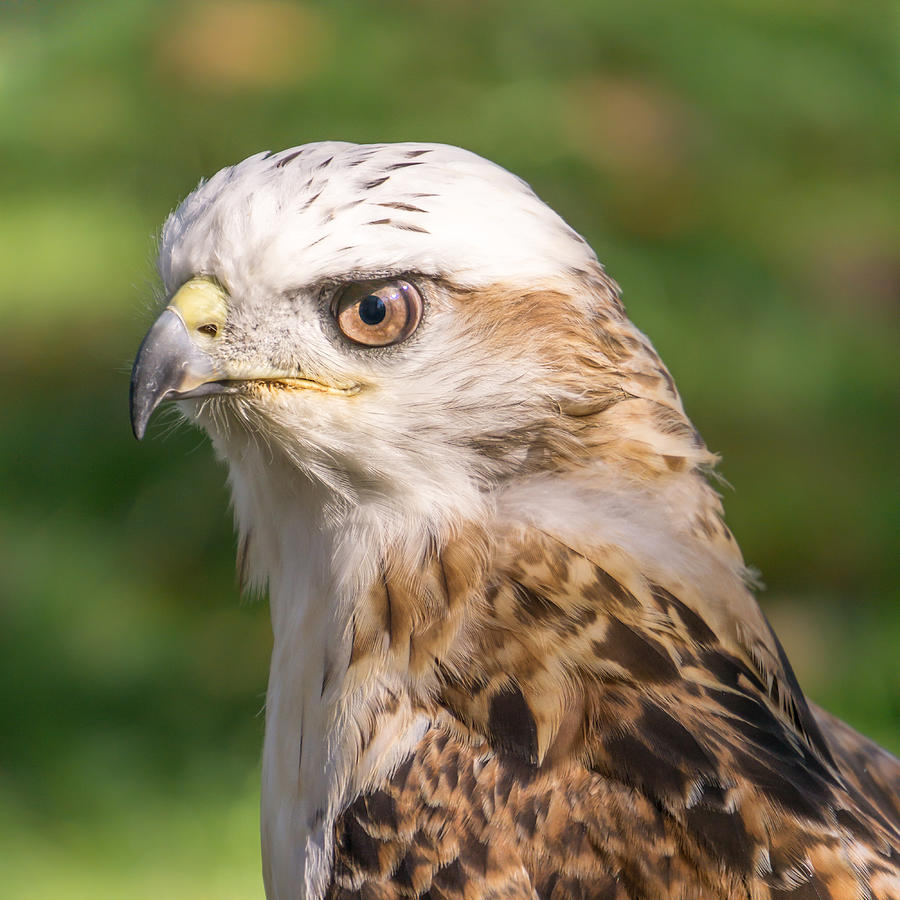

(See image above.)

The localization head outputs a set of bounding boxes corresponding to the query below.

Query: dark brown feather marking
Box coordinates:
[683,804,755,874]
[431,857,466,894]
[637,704,714,771]
[591,567,639,608]
[650,584,717,643]
[364,218,430,234]
[363,790,398,832]
[394,222,430,234]
[730,748,829,822]
[275,150,303,168]
[488,683,539,764]
[340,814,383,874]
[594,619,678,683]
[602,732,690,801]
[376,202,428,213]
[763,616,836,764]
[301,189,323,210]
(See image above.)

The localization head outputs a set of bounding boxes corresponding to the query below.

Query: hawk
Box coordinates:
[130,142,900,899]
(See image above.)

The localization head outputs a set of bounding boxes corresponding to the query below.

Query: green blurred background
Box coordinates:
[1,1,897,896]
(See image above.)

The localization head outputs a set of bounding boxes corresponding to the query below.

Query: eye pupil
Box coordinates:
[358,294,387,325]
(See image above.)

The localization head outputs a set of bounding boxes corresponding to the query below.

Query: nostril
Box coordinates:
[197,323,219,337]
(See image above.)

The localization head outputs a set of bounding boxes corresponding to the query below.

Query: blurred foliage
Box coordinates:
[0,0,897,896]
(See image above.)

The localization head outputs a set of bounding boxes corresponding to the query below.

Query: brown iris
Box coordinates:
[333,279,423,346]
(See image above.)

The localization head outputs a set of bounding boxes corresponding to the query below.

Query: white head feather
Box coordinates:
[159,142,597,300]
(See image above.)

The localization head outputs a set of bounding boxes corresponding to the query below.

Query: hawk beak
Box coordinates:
[130,278,230,440]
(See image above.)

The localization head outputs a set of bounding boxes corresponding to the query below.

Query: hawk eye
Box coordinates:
[333,279,423,347]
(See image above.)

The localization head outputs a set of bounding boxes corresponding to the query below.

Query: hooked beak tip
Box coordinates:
[129,307,222,441]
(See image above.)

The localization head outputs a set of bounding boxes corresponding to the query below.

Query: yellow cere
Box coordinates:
[167,276,229,342]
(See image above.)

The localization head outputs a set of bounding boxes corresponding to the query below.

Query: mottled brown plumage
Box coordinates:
[329,522,900,900]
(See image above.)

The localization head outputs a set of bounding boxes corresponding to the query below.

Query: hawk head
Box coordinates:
[132,143,717,577]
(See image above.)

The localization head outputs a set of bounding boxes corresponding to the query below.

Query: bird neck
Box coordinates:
[227,456,445,900]
[226,447,815,900]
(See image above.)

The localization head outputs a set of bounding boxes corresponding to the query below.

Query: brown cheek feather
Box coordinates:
[440,272,719,486]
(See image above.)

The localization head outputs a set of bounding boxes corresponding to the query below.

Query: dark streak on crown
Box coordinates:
[376,202,428,213]
[275,150,303,168]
